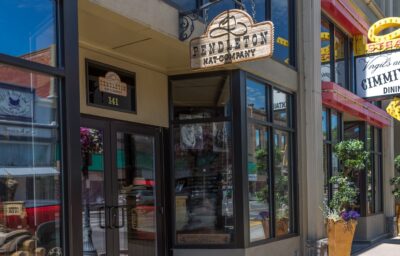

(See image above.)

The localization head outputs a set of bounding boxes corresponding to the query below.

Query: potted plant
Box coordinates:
[322,139,368,256]
[392,155,400,235]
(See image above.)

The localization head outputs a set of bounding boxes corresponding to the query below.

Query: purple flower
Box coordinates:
[340,210,360,221]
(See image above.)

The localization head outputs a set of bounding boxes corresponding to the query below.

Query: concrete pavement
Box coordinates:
[353,237,400,256]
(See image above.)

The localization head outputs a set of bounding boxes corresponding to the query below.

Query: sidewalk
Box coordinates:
[353,237,400,256]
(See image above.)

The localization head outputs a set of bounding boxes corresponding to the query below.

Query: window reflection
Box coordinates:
[0,64,61,255]
[248,124,270,242]
[273,89,289,127]
[335,30,346,87]
[0,0,57,66]
[272,0,289,63]
[274,130,291,236]
[247,79,267,121]
[321,19,331,82]
[173,122,234,244]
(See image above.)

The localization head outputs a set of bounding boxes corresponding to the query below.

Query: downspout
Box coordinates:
[363,0,385,19]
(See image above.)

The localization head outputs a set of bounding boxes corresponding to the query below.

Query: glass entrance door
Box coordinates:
[80,117,162,256]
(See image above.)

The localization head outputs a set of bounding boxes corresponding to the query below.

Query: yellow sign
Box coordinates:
[386,97,400,121]
[366,17,400,54]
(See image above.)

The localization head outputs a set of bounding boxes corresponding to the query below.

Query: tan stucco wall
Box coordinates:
[79,46,169,127]
[354,214,386,241]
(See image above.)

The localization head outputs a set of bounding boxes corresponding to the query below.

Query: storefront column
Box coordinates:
[298,0,325,254]
[382,120,396,236]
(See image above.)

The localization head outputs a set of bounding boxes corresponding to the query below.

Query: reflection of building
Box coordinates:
[1,0,400,256]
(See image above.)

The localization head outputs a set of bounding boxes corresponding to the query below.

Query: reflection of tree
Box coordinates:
[274,145,289,221]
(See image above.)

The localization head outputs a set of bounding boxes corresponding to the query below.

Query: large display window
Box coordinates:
[246,78,296,243]
[169,71,297,248]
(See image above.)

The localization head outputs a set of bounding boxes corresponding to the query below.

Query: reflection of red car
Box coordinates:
[0,200,60,254]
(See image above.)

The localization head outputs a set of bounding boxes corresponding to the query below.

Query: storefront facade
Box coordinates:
[0,0,398,256]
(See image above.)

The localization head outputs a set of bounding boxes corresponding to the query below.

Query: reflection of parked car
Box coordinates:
[132,190,153,206]
[0,200,60,255]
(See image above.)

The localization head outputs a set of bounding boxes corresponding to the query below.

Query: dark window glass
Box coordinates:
[205,0,235,22]
[322,108,328,140]
[331,110,339,143]
[274,129,291,236]
[321,19,331,82]
[167,0,198,12]
[0,0,57,66]
[248,124,270,242]
[173,122,234,244]
[242,0,266,22]
[273,89,289,127]
[247,79,267,121]
[0,64,62,254]
[271,0,289,63]
[375,153,383,212]
[172,75,231,120]
[323,143,329,200]
[335,30,346,88]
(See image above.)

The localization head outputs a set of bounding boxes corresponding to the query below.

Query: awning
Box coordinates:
[322,82,391,128]
[321,0,369,36]
[0,167,59,177]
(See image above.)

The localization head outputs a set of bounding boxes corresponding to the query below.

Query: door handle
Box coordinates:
[110,206,125,229]
[98,206,106,229]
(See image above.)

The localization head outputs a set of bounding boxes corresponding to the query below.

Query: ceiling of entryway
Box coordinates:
[78,0,192,74]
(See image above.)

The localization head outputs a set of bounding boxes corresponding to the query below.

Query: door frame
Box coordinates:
[80,114,166,256]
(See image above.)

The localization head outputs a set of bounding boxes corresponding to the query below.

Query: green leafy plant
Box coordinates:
[255,148,267,175]
[391,155,400,200]
[322,139,369,222]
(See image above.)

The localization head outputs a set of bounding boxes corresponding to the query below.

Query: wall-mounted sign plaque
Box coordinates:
[355,51,400,99]
[86,60,136,113]
[190,9,274,69]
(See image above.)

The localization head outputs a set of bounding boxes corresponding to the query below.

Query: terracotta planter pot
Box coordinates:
[261,219,270,239]
[327,220,357,256]
[276,218,289,236]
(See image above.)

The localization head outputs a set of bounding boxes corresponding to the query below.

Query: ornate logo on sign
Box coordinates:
[99,72,128,97]
[366,17,400,54]
[0,86,33,121]
[190,9,274,69]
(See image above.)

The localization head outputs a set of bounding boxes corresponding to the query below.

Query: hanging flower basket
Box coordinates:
[80,128,103,174]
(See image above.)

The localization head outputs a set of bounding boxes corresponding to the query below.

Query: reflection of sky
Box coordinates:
[0,0,55,56]
[247,79,266,111]
[271,0,289,62]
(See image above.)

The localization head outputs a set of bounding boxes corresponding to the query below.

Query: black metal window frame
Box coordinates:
[321,15,353,92]
[343,122,384,217]
[167,70,298,250]
[0,0,81,255]
[244,73,298,247]
[168,70,238,249]
[322,107,343,201]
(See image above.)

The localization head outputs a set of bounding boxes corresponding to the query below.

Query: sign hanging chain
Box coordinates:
[250,0,256,21]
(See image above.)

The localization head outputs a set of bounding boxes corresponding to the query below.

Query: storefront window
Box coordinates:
[344,122,383,216]
[321,20,331,82]
[0,0,57,66]
[171,75,234,245]
[322,108,342,201]
[248,124,270,242]
[271,0,290,64]
[247,79,267,121]
[321,17,351,90]
[0,64,62,254]
[247,78,295,241]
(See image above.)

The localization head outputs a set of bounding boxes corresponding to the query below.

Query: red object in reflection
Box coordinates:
[321,0,369,36]
[322,82,391,128]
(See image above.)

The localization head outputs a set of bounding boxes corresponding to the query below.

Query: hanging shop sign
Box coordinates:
[355,17,400,99]
[86,60,136,113]
[190,9,274,69]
